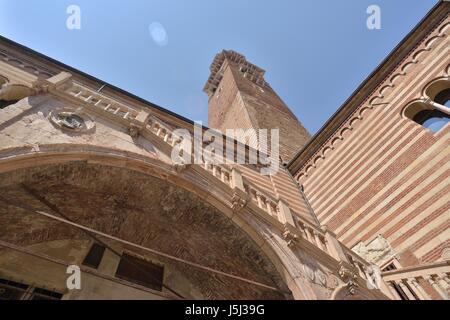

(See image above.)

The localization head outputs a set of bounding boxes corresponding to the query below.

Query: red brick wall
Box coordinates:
[293,16,450,268]
[208,58,310,162]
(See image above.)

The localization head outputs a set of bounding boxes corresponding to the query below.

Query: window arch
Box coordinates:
[404,84,450,133]
[0,81,33,110]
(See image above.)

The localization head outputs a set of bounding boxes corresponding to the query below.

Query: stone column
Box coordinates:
[231,168,245,192]
[277,200,295,227]
[397,281,416,300]
[313,231,325,251]
[425,275,449,300]
[387,282,402,300]
[408,278,430,300]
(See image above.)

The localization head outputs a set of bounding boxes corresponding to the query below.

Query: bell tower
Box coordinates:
[204,50,310,163]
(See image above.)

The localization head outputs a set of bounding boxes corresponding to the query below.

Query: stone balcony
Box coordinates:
[383,261,450,300]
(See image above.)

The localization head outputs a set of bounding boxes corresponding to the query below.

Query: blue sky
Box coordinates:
[0,0,438,134]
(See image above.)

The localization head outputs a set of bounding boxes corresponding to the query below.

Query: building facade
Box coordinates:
[289,1,450,300]
[0,1,448,300]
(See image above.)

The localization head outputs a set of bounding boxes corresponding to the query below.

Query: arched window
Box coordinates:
[434,88,450,107]
[404,85,450,133]
[412,109,449,133]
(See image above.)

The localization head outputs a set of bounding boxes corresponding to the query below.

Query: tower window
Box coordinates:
[82,243,106,269]
[404,86,450,134]
[115,253,164,291]
[412,109,450,133]
[434,88,450,107]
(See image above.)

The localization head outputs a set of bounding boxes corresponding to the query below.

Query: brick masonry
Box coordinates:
[289,7,450,271]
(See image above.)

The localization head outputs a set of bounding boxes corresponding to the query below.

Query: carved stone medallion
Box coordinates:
[50,109,95,133]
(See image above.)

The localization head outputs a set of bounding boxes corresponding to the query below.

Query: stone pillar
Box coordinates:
[322,226,350,263]
[425,275,449,300]
[408,278,430,300]
[397,281,416,300]
[438,273,450,286]
[425,98,450,116]
[387,282,402,300]
[378,277,397,300]
[277,200,295,227]
[231,168,245,192]
[303,226,314,243]
[313,231,325,251]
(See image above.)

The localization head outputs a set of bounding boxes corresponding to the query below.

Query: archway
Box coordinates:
[0,151,292,299]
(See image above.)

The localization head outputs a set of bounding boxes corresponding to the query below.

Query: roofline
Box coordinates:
[0,34,200,128]
[0,34,275,162]
[287,0,448,173]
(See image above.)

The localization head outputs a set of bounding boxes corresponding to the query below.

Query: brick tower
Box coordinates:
[204,50,310,163]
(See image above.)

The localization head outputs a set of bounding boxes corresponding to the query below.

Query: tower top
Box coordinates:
[204,49,311,162]
[203,50,269,98]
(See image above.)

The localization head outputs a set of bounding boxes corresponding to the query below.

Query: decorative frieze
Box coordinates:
[352,235,397,266]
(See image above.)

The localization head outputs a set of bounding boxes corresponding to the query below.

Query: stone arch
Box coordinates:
[313,156,324,168]
[330,137,343,149]
[0,146,300,299]
[340,127,352,138]
[349,117,361,129]
[0,82,35,101]
[402,96,449,134]
[423,77,450,101]
[402,100,431,120]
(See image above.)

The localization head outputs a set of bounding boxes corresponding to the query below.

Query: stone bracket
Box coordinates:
[173,163,190,173]
[129,123,144,138]
[283,224,299,248]
[231,189,248,213]
[338,261,359,295]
